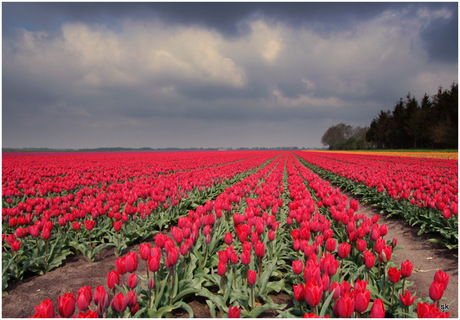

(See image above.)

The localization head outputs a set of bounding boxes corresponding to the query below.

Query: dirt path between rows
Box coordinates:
[346,193,458,318]
[2,197,458,318]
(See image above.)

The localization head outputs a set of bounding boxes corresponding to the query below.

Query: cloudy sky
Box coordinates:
[2,2,458,149]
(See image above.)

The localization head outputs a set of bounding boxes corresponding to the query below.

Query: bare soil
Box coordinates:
[2,199,458,318]
[351,196,458,318]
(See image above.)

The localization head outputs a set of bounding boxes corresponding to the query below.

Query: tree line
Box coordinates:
[321,82,458,150]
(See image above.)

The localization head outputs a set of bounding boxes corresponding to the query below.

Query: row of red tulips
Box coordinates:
[2,151,281,290]
[284,154,451,317]
[27,152,452,318]
[295,151,458,249]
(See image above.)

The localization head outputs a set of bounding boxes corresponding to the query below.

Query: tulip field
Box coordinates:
[2,150,456,318]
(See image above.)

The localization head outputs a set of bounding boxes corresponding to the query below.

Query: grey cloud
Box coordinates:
[420,9,458,63]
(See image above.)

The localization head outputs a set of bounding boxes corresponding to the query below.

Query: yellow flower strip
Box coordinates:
[304,150,458,160]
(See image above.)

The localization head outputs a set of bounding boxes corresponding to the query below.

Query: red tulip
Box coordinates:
[107,270,120,289]
[325,238,337,252]
[363,250,375,269]
[218,261,227,276]
[231,252,239,264]
[148,256,160,272]
[225,232,233,245]
[374,238,385,254]
[139,243,151,260]
[155,233,166,248]
[304,265,321,286]
[167,246,179,267]
[379,246,392,262]
[292,260,304,275]
[58,292,75,318]
[29,225,40,238]
[15,227,28,238]
[93,286,108,307]
[41,228,51,241]
[400,260,413,278]
[125,252,138,273]
[429,281,445,301]
[115,257,126,275]
[113,221,122,231]
[293,284,305,301]
[334,293,354,318]
[337,242,351,259]
[76,286,92,311]
[111,292,128,313]
[11,240,21,252]
[255,241,265,258]
[356,239,366,252]
[33,299,55,318]
[126,290,137,308]
[399,290,416,306]
[84,220,95,231]
[218,250,229,264]
[128,273,138,289]
[72,222,81,231]
[392,237,398,248]
[354,279,368,293]
[228,305,241,318]
[304,281,322,308]
[248,270,257,285]
[268,230,276,241]
[171,227,183,244]
[130,302,139,316]
[388,267,401,283]
[241,250,251,266]
[321,273,330,291]
[354,290,371,313]
[370,299,385,318]
[434,270,450,290]
[329,281,341,299]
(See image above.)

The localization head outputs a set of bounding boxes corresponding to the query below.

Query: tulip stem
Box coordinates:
[201,243,208,269]
[154,271,157,303]
[340,260,343,279]
[170,267,175,305]
[221,275,225,295]
[45,239,49,269]
[233,265,237,289]
[382,268,386,297]
[402,277,406,295]
[392,283,395,307]
[251,285,254,310]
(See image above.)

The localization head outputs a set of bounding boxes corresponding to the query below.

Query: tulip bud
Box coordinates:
[228,305,241,318]
[370,298,385,318]
[58,292,76,318]
[247,270,257,285]
[128,273,138,289]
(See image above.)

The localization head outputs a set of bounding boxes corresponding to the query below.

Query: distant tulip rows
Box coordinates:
[17,151,452,318]
[296,151,458,249]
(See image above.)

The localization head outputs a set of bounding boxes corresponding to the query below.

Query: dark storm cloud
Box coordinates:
[2,2,421,36]
[420,7,458,63]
